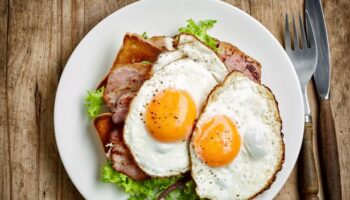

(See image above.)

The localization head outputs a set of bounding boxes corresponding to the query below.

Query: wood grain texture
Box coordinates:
[318,99,341,200]
[223,0,250,13]
[0,0,10,199]
[323,0,350,198]
[299,122,319,199]
[0,0,349,199]
[57,1,85,199]
[7,1,41,198]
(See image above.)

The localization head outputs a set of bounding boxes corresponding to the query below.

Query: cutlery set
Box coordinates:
[284,0,342,199]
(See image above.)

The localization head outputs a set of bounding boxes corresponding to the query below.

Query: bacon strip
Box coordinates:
[93,114,149,180]
[93,113,115,152]
[109,129,149,181]
[103,63,151,124]
[217,41,262,83]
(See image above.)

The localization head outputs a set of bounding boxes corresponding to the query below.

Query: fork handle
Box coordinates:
[299,121,319,200]
[318,99,342,200]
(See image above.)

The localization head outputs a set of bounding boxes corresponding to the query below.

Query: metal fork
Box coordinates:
[284,12,319,200]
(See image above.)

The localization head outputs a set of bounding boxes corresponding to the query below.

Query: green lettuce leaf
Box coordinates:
[101,162,199,200]
[140,60,152,64]
[84,87,104,119]
[164,180,199,200]
[141,32,148,39]
[178,19,218,51]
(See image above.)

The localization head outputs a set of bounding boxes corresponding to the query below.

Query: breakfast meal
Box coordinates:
[84,19,284,200]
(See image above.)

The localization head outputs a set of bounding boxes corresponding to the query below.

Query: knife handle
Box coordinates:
[299,122,319,200]
[318,99,342,200]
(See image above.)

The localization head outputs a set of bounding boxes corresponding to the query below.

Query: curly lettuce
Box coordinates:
[163,180,199,200]
[84,87,104,119]
[178,19,218,51]
[141,32,148,39]
[101,163,199,200]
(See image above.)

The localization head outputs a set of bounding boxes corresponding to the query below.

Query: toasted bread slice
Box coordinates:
[114,33,162,65]
[93,113,115,152]
[97,33,160,89]
[149,36,175,51]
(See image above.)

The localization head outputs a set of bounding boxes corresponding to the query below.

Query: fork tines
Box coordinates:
[284,11,315,51]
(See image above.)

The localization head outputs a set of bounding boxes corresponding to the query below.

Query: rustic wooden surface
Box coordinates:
[0,0,349,199]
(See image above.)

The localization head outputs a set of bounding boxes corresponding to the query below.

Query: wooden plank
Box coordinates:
[223,0,251,13]
[35,1,61,198]
[323,0,350,199]
[7,0,49,198]
[57,0,85,199]
[6,0,84,199]
[84,0,137,34]
[35,0,63,199]
[60,0,85,66]
[0,0,11,199]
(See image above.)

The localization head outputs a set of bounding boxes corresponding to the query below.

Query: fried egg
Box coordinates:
[123,34,228,177]
[190,72,284,199]
[153,34,228,82]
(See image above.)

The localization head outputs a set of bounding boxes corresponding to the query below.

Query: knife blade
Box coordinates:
[305,1,342,200]
[305,0,330,99]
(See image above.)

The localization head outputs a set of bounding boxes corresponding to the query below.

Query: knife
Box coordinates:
[305,1,342,199]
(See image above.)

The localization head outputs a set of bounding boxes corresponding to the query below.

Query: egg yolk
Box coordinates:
[145,89,196,142]
[193,115,241,167]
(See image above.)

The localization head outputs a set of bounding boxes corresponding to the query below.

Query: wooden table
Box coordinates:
[0,0,349,199]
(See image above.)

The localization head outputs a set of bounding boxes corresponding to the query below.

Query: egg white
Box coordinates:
[190,72,284,200]
[177,34,228,82]
[153,34,228,82]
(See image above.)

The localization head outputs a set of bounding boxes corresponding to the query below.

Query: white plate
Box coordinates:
[54,0,304,199]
